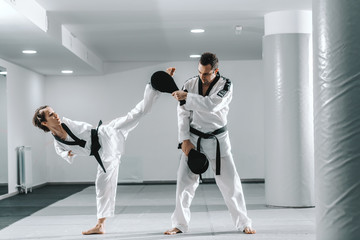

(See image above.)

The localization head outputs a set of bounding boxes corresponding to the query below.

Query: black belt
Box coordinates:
[190,126,227,175]
[90,120,106,173]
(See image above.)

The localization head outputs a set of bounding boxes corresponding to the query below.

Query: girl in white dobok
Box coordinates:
[32,83,160,235]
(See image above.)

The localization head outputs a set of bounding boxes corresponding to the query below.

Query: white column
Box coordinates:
[263,11,314,207]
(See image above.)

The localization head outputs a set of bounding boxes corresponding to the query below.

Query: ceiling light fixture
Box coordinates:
[0,71,7,75]
[190,55,201,58]
[22,50,37,54]
[190,29,205,33]
[61,70,73,74]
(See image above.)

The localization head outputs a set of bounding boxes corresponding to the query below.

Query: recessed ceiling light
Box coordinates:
[189,55,201,58]
[0,71,7,75]
[22,50,37,54]
[190,29,205,33]
[61,70,73,74]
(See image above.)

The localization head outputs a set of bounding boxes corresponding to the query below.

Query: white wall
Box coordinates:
[0,74,7,184]
[0,58,47,194]
[222,61,265,179]
[45,60,264,182]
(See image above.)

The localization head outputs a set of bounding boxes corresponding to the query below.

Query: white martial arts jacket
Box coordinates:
[54,84,159,164]
[177,74,233,159]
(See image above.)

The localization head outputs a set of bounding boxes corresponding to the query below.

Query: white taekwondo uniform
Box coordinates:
[171,73,252,232]
[53,84,160,219]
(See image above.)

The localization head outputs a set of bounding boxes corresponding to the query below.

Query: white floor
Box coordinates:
[0,183,315,240]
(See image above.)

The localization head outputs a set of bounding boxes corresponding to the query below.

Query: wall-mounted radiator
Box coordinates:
[16,146,32,194]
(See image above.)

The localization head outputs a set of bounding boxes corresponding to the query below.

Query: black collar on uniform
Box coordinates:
[53,123,86,148]
[198,72,220,96]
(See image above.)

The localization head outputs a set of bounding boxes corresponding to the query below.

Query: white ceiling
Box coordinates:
[0,0,311,76]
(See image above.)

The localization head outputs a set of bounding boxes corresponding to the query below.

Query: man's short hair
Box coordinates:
[32,105,50,132]
[200,52,219,70]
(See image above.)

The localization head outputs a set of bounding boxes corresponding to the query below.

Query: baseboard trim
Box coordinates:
[23,178,265,188]
[241,178,265,183]
[118,180,177,185]
[199,178,265,184]
[118,178,265,185]
[0,191,18,201]
[46,182,94,185]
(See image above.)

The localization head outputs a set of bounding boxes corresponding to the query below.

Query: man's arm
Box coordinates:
[165,67,194,155]
[173,80,233,113]
[177,96,195,156]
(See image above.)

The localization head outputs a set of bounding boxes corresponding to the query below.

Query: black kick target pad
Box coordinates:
[151,71,179,93]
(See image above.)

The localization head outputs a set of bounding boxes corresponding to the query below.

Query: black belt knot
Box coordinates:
[190,126,227,175]
[90,120,106,173]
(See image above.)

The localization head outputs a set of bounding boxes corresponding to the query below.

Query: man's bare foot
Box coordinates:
[82,223,105,235]
[164,227,182,235]
[243,226,256,234]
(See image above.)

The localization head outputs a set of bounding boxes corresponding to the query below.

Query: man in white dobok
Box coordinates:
[164,52,256,235]
[32,82,160,235]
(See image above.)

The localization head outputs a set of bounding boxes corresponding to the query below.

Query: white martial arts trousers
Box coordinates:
[95,156,121,219]
[93,84,159,219]
[171,151,252,232]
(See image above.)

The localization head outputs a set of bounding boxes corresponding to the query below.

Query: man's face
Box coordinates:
[40,107,61,129]
[198,63,218,86]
